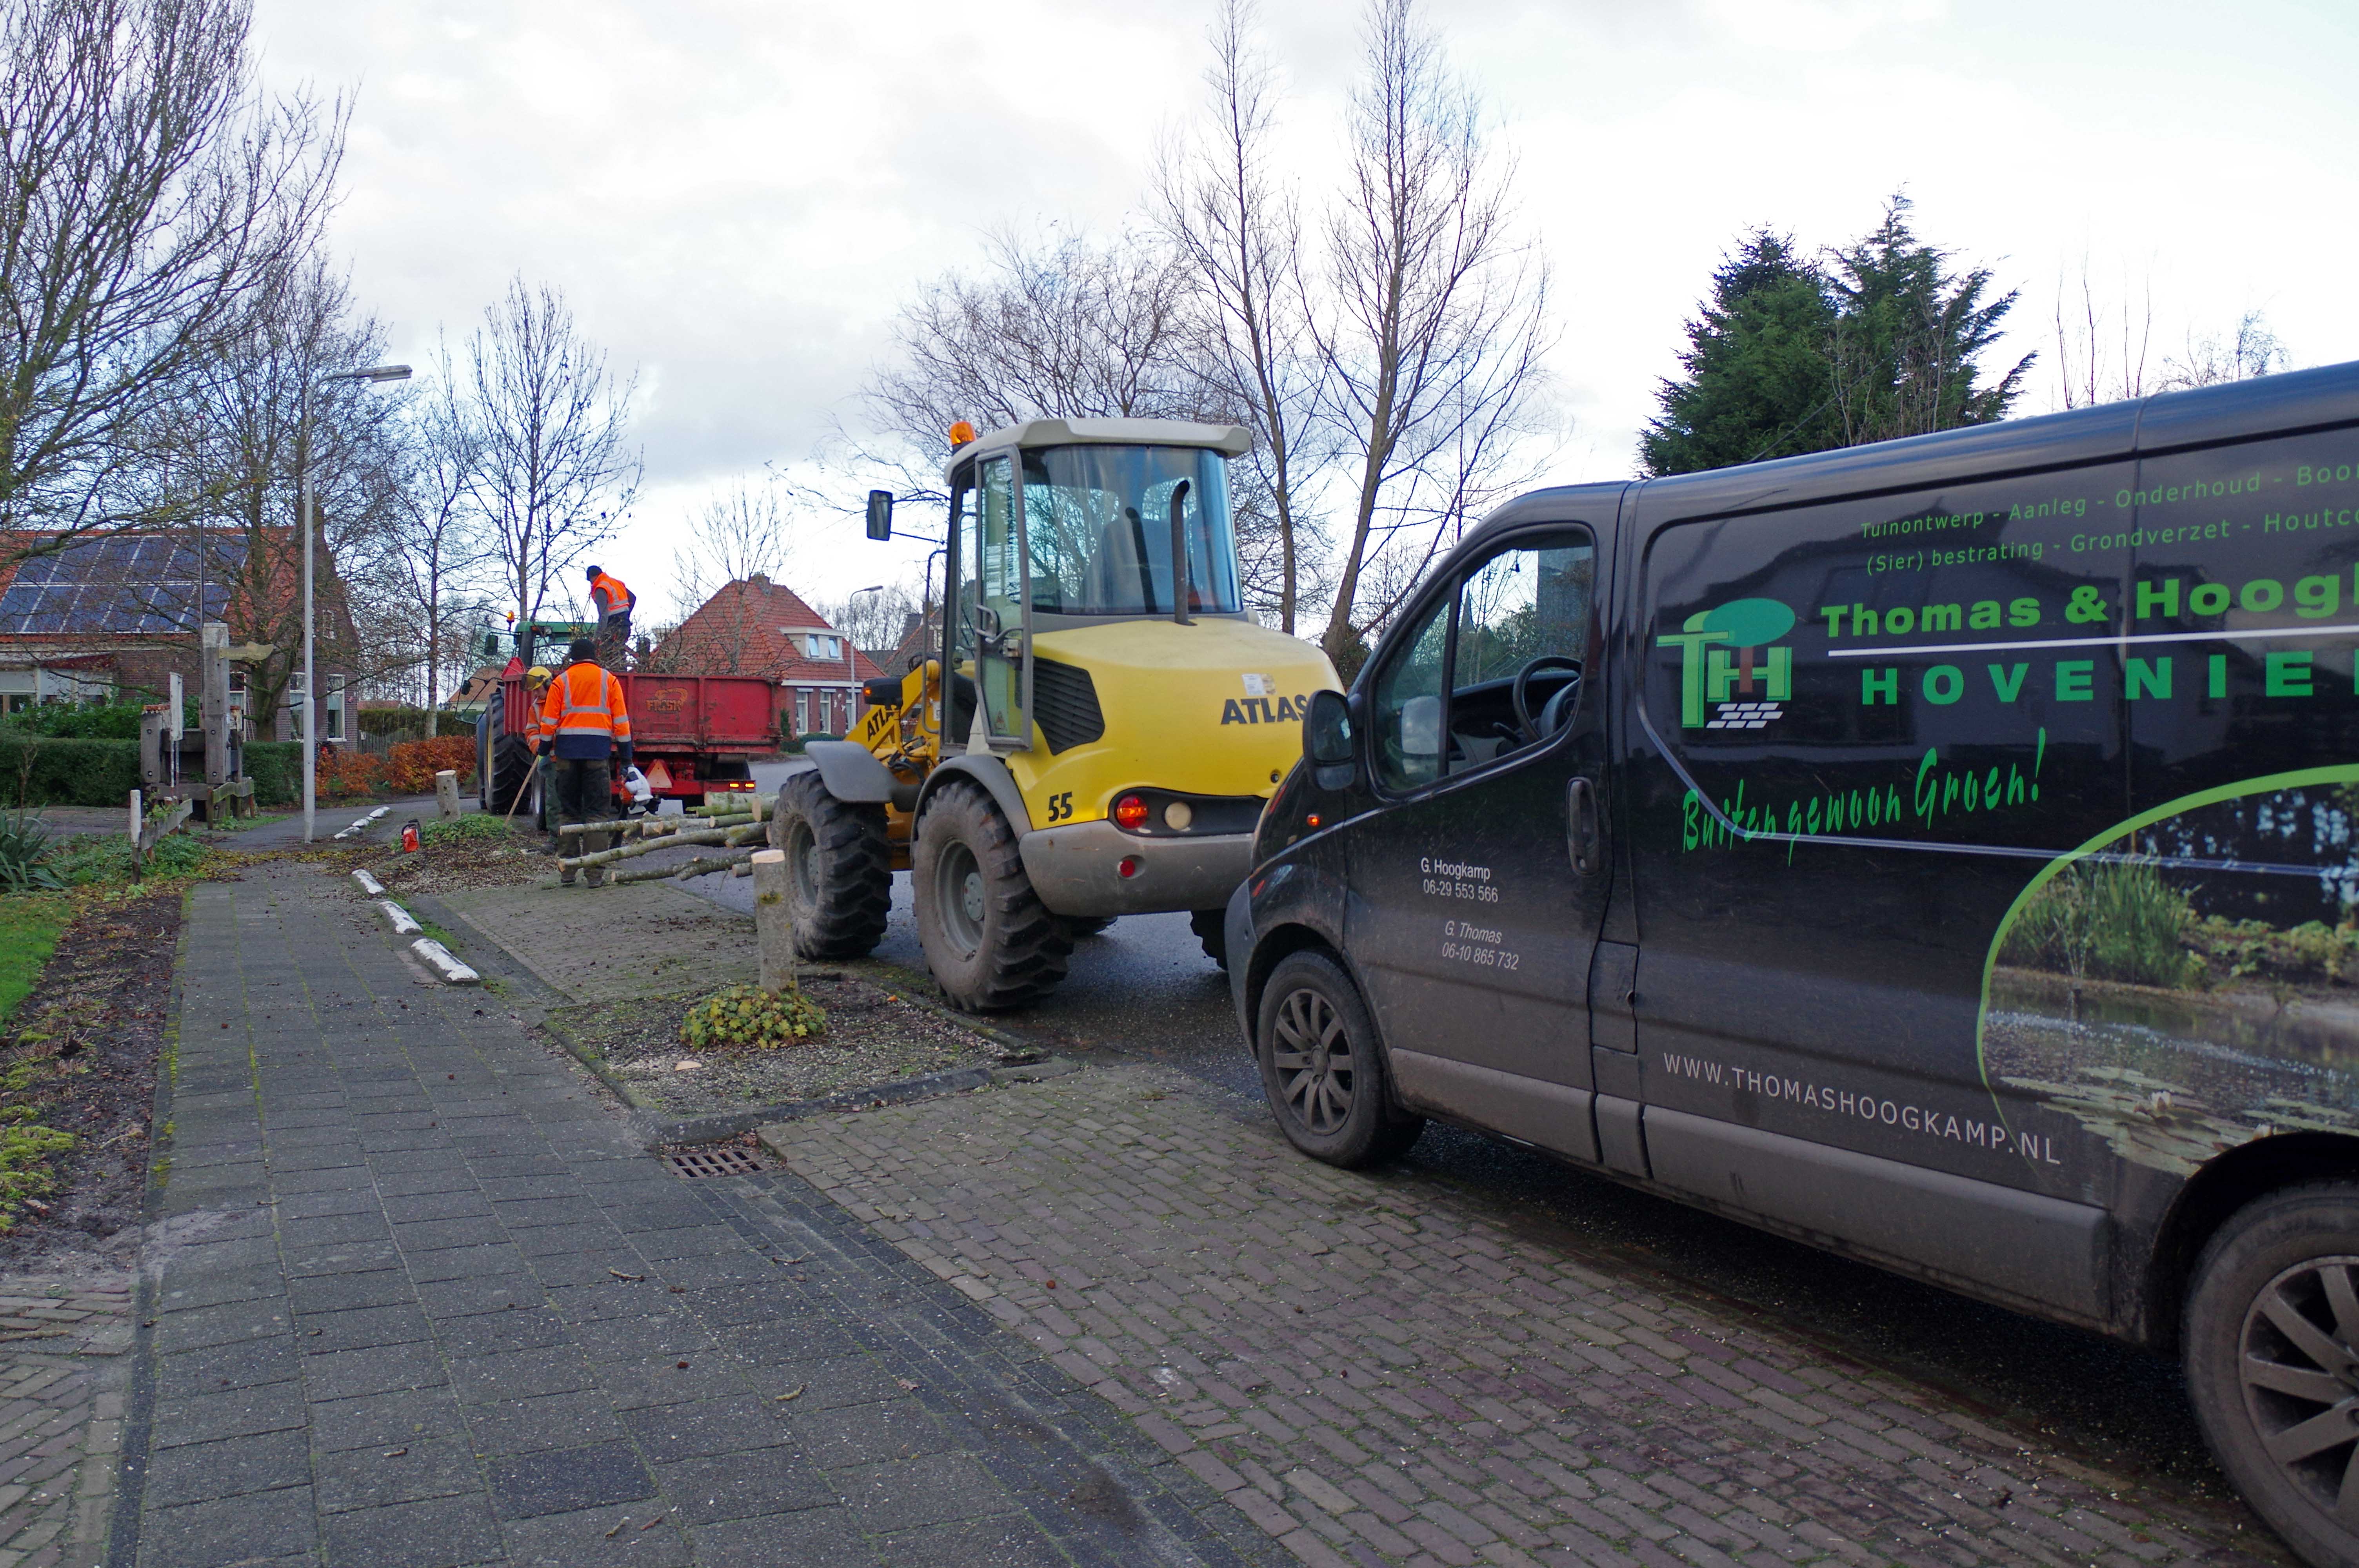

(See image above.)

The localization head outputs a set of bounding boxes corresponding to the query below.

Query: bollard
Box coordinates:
[433,769,461,818]
[750,849,796,992]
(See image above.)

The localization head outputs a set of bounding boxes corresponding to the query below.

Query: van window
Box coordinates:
[1372,596,1449,791]
[1370,530,1595,793]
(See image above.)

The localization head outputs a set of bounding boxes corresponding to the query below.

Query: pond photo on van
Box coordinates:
[1981,769,2359,1176]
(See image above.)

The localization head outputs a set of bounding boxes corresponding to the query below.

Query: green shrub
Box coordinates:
[2000,858,2196,988]
[0,699,187,740]
[46,829,205,887]
[421,813,511,844]
[243,742,298,806]
[0,812,60,891]
[0,735,141,809]
[679,983,826,1050]
[358,707,478,741]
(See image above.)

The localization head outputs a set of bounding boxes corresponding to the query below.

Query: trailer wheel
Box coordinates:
[2185,1183,2359,1568]
[1190,909,1229,971]
[488,734,536,817]
[769,771,891,959]
[913,780,1072,1011]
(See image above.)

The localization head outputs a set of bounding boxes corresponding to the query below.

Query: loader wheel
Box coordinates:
[1060,915,1117,940]
[489,734,536,816]
[913,780,1072,1011]
[768,772,891,959]
[1190,909,1230,971]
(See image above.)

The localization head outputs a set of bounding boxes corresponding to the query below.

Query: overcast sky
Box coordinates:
[252,0,2359,627]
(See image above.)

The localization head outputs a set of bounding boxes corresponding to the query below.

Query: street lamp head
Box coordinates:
[854,584,884,596]
[327,364,412,383]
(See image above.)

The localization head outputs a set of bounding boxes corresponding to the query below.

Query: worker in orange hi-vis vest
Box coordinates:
[586,564,636,669]
[538,639,633,886]
[523,665,556,835]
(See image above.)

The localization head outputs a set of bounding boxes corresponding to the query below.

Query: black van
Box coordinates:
[1226,361,2359,1567]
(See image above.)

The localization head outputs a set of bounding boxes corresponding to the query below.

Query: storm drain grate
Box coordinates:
[667,1145,765,1179]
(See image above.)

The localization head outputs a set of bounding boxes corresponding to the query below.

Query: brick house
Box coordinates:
[650,573,883,739]
[0,530,362,742]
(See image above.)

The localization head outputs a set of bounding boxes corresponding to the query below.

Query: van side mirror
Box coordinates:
[1303,689,1357,791]
[865,490,894,541]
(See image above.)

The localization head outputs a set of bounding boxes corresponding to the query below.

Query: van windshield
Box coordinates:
[1019,445,1241,617]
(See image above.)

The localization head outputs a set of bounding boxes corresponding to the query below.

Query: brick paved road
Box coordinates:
[0,1270,131,1567]
[123,863,1276,1566]
[763,1064,2294,1568]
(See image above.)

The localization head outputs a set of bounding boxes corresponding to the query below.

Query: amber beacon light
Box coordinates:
[947,420,977,447]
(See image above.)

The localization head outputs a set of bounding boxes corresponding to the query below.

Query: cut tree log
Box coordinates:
[610,848,754,885]
[559,811,752,838]
[557,827,731,871]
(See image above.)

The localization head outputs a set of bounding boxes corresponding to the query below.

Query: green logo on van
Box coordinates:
[1657,597,1796,729]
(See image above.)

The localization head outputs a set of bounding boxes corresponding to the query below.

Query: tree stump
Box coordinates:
[434,769,462,818]
[751,849,796,992]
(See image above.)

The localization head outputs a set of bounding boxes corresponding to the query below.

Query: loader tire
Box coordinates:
[489,734,537,817]
[1059,915,1116,940]
[769,771,892,960]
[913,780,1072,1011]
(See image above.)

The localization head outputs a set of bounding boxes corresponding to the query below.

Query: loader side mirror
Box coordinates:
[1303,690,1357,791]
[865,490,894,541]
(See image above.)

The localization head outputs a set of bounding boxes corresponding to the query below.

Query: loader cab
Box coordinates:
[940,418,1255,752]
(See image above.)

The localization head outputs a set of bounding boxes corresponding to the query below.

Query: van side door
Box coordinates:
[1344,525,1610,1161]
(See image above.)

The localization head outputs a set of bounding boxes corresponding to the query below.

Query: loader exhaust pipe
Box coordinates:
[1169,478,1193,627]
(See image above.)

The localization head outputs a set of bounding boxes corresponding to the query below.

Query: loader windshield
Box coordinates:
[1018,445,1241,618]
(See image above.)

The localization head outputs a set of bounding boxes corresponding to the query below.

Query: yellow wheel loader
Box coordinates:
[772,417,1338,1010]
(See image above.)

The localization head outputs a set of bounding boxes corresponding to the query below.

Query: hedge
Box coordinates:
[244,742,298,806]
[357,708,478,741]
[0,735,141,808]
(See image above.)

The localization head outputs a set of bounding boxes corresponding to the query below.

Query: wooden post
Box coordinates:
[751,849,796,992]
[127,788,142,881]
[433,769,461,818]
[138,706,169,789]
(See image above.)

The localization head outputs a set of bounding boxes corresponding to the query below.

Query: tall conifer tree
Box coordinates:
[1641,231,1839,477]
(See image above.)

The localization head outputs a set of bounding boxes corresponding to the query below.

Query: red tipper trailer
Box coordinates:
[479,671,784,815]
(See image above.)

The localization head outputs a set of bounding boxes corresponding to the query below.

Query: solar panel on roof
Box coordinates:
[0,532,250,636]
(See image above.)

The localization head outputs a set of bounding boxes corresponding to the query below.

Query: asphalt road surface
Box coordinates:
[709,762,2234,1510]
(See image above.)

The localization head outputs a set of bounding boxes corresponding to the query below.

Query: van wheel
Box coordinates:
[1255,951,1423,1168]
[1190,910,1229,971]
[913,781,1072,1011]
[2185,1183,2359,1568]
[768,771,891,959]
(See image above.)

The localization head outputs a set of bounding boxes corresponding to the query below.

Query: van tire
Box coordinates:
[769,771,891,960]
[913,780,1072,1010]
[1190,909,1230,970]
[1254,950,1423,1168]
[2185,1182,2359,1568]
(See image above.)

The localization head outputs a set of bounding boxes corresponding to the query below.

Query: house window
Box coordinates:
[326,674,346,740]
[802,633,840,661]
[795,689,809,733]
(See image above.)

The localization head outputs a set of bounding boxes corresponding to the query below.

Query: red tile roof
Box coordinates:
[652,577,885,685]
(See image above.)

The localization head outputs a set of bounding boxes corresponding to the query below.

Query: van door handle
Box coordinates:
[1567,776,1601,876]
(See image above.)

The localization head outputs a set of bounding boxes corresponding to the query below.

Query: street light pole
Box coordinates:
[302,363,413,844]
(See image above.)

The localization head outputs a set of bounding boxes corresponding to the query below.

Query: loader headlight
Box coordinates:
[1113,794,1148,830]
[1162,800,1194,831]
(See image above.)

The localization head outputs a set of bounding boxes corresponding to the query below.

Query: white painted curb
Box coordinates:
[378,900,420,935]
[352,870,385,896]
[410,938,479,984]
[368,806,391,820]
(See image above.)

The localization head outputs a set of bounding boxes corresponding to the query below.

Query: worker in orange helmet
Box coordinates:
[587,564,636,669]
[538,639,632,886]
[523,665,556,835]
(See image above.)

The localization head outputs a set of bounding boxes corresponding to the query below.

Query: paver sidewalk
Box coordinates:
[0,1270,132,1567]
[122,862,1271,1567]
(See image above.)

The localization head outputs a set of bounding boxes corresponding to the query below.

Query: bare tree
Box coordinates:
[821,581,918,655]
[385,335,495,709]
[1155,0,1332,634]
[2051,258,2154,411]
[136,249,405,731]
[669,474,796,612]
[462,276,641,632]
[0,0,345,555]
[638,474,800,677]
[1312,0,1552,669]
[867,227,1201,459]
[2158,309,2289,390]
